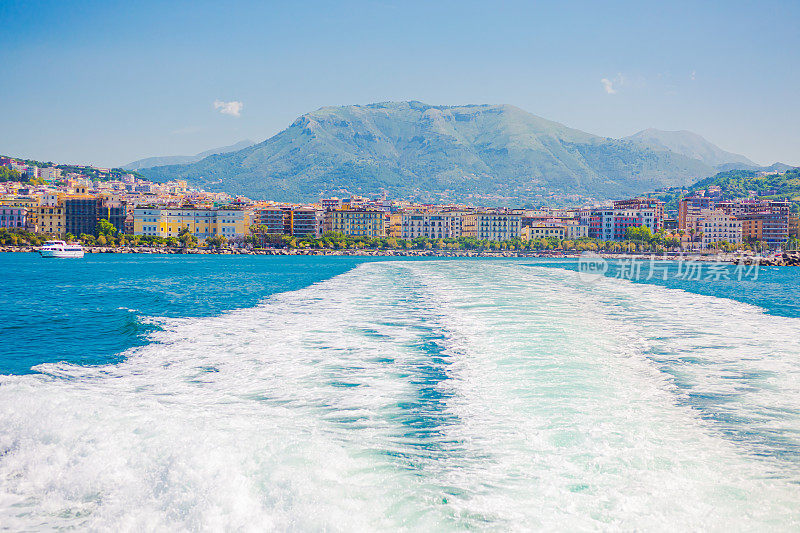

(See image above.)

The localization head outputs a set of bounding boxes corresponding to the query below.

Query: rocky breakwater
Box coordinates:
[734,251,800,266]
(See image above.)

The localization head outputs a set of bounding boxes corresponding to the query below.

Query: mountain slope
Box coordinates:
[625,128,755,169]
[139,102,717,203]
[123,140,255,171]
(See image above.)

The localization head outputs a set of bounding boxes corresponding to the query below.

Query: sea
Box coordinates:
[1,252,799,530]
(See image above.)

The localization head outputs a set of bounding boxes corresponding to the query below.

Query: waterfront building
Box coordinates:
[35,204,66,236]
[400,212,463,240]
[0,206,26,230]
[133,206,251,239]
[254,207,323,237]
[584,205,658,241]
[740,212,789,246]
[63,196,126,236]
[698,209,742,247]
[679,195,714,230]
[462,212,521,241]
[613,197,664,230]
[563,223,589,239]
[256,207,291,234]
[289,207,323,237]
[0,196,41,232]
[790,216,799,239]
[324,209,386,237]
[522,225,564,240]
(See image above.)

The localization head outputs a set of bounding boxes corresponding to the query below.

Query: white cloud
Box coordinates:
[691,70,697,80]
[214,100,243,117]
[600,78,617,94]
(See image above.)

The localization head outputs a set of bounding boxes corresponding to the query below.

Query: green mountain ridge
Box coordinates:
[139,101,739,203]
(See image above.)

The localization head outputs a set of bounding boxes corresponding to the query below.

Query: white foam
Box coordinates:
[0,261,798,530]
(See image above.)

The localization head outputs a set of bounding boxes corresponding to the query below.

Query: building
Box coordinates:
[462,212,521,241]
[256,207,291,234]
[563,223,589,239]
[39,167,62,181]
[522,224,564,240]
[0,206,26,230]
[35,204,66,236]
[324,209,385,237]
[400,212,462,239]
[133,206,250,239]
[740,212,789,246]
[679,195,714,230]
[790,216,800,239]
[1,196,40,232]
[254,207,322,237]
[698,209,742,247]
[613,197,664,230]
[64,196,101,236]
[289,208,323,237]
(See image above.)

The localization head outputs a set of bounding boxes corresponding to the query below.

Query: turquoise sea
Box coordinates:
[1,252,799,529]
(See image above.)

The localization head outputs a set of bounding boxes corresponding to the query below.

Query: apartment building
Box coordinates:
[0,206,26,230]
[400,212,463,239]
[36,204,66,236]
[64,196,126,236]
[324,209,385,237]
[522,225,564,240]
[740,212,789,245]
[698,209,742,247]
[583,204,658,241]
[462,212,521,241]
[613,197,664,230]
[678,196,714,230]
[254,207,323,237]
[133,206,250,239]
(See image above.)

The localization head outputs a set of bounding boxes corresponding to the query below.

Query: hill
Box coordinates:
[624,128,755,169]
[123,140,255,171]
[653,167,800,214]
[139,102,723,204]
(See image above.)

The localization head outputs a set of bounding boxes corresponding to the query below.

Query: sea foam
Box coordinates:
[0,261,798,530]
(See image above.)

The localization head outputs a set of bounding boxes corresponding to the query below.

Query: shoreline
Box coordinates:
[0,245,764,262]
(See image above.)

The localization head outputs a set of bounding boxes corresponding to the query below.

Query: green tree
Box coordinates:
[97,218,117,237]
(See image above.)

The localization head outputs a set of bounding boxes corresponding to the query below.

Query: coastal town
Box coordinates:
[1,155,798,253]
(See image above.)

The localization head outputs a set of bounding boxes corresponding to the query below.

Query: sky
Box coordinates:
[1,0,798,167]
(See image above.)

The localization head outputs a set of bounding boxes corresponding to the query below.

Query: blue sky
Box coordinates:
[1,0,798,167]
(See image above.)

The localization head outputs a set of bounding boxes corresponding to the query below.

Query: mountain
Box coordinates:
[139,102,720,203]
[122,140,255,171]
[624,128,755,169]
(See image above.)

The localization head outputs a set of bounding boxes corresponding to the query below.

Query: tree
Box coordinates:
[205,235,228,248]
[177,226,197,248]
[96,218,117,237]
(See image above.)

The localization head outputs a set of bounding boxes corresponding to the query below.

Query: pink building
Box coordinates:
[0,207,26,229]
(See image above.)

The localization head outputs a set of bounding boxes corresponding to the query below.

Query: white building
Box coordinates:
[39,167,62,181]
[462,212,522,241]
[699,209,742,247]
[401,212,463,239]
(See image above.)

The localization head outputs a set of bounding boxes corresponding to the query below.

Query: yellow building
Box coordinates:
[133,206,251,240]
[35,204,66,236]
[388,213,403,238]
[324,209,386,237]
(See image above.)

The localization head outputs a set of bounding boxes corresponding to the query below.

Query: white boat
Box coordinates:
[38,240,84,258]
